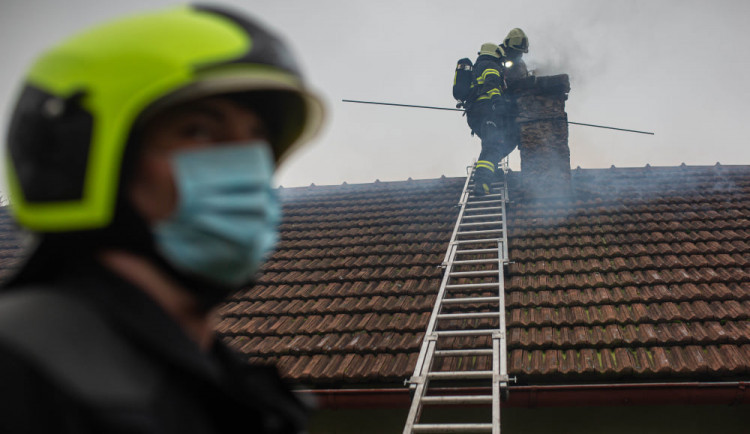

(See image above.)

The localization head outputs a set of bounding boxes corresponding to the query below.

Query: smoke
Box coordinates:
[523,46,606,87]
[511,165,744,233]
[570,165,741,204]
[520,1,642,87]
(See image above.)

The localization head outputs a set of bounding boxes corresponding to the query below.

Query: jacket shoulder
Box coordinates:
[0,288,158,406]
[474,55,501,69]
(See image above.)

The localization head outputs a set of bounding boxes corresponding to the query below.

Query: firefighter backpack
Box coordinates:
[452,57,474,103]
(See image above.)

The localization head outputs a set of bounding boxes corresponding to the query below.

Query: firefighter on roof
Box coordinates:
[462,29,529,196]
[501,27,530,83]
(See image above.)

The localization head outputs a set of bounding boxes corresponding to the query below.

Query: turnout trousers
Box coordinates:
[466,101,518,194]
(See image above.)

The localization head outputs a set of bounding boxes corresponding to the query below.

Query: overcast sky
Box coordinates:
[2,0,749,191]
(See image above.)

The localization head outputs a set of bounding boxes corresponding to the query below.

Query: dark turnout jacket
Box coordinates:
[0,265,308,433]
[468,54,507,109]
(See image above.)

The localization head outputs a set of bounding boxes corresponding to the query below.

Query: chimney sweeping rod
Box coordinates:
[342,99,655,136]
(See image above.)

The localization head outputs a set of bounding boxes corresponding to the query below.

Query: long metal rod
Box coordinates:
[342,99,654,135]
[566,121,654,135]
[343,99,463,112]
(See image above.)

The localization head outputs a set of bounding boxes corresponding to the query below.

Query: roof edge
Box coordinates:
[298,381,750,409]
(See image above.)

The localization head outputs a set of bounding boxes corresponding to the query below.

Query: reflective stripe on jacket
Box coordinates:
[470,54,506,104]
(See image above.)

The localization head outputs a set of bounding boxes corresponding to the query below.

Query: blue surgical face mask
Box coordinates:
[152,142,280,288]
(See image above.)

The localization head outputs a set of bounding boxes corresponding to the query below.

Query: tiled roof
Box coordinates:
[0,165,748,388]
[217,165,750,386]
[218,177,460,384]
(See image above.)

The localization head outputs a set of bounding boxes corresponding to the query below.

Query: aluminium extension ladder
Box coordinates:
[403,161,512,434]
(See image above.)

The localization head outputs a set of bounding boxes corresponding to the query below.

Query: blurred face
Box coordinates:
[506,48,523,60]
[129,96,270,222]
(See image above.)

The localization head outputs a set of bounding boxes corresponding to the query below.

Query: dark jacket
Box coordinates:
[467,54,507,110]
[0,264,308,434]
[504,58,528,84]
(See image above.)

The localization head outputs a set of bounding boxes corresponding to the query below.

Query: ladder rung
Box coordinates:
[452,238,501,245]
[462,213,503,220]
[420,395,493,405]
[442,296,500,305]
[451,259,500,265]
[466,200,503,206]
[457,229,503,236]
[464,206,502,212]
[455,248,498,255]
[436,329,498,337]
[468,181,503,187]
[413,423,493,433]
[469,193,503,200]
[468,180,503,186]
[446,282,499,290]
[437,312,499,320]
[467,183,503,188]
[459,221,502,228]
[434,349,494,357]
[467,193,502,199]
[449,270,498,277]
[427,370,493,380]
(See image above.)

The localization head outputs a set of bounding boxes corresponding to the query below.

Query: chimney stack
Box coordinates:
[511,74,571,200]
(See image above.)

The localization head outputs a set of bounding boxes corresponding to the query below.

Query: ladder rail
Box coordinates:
[494,158,510,434]
[497,246,508,386]
[411,167,473,386]
[501,164,510,262]
[492,335,501,434]
[403,337,438,434]
[441,169,474,266]
[409,253,454,383]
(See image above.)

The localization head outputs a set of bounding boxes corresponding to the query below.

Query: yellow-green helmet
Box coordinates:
[478,42,501,58]
[503,28,529,53]
[5,4,324,234]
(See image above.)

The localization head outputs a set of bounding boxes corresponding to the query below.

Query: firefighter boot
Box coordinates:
[473,162,495,196]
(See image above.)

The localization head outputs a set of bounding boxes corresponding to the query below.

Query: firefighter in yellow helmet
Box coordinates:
[463,28,529,196]
[0,4,323,433]
[500,27,530,82]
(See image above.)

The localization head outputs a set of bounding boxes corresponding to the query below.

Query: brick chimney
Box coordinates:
[511,74,571,200]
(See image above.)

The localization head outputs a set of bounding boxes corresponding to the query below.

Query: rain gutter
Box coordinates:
[299,381,750,409]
